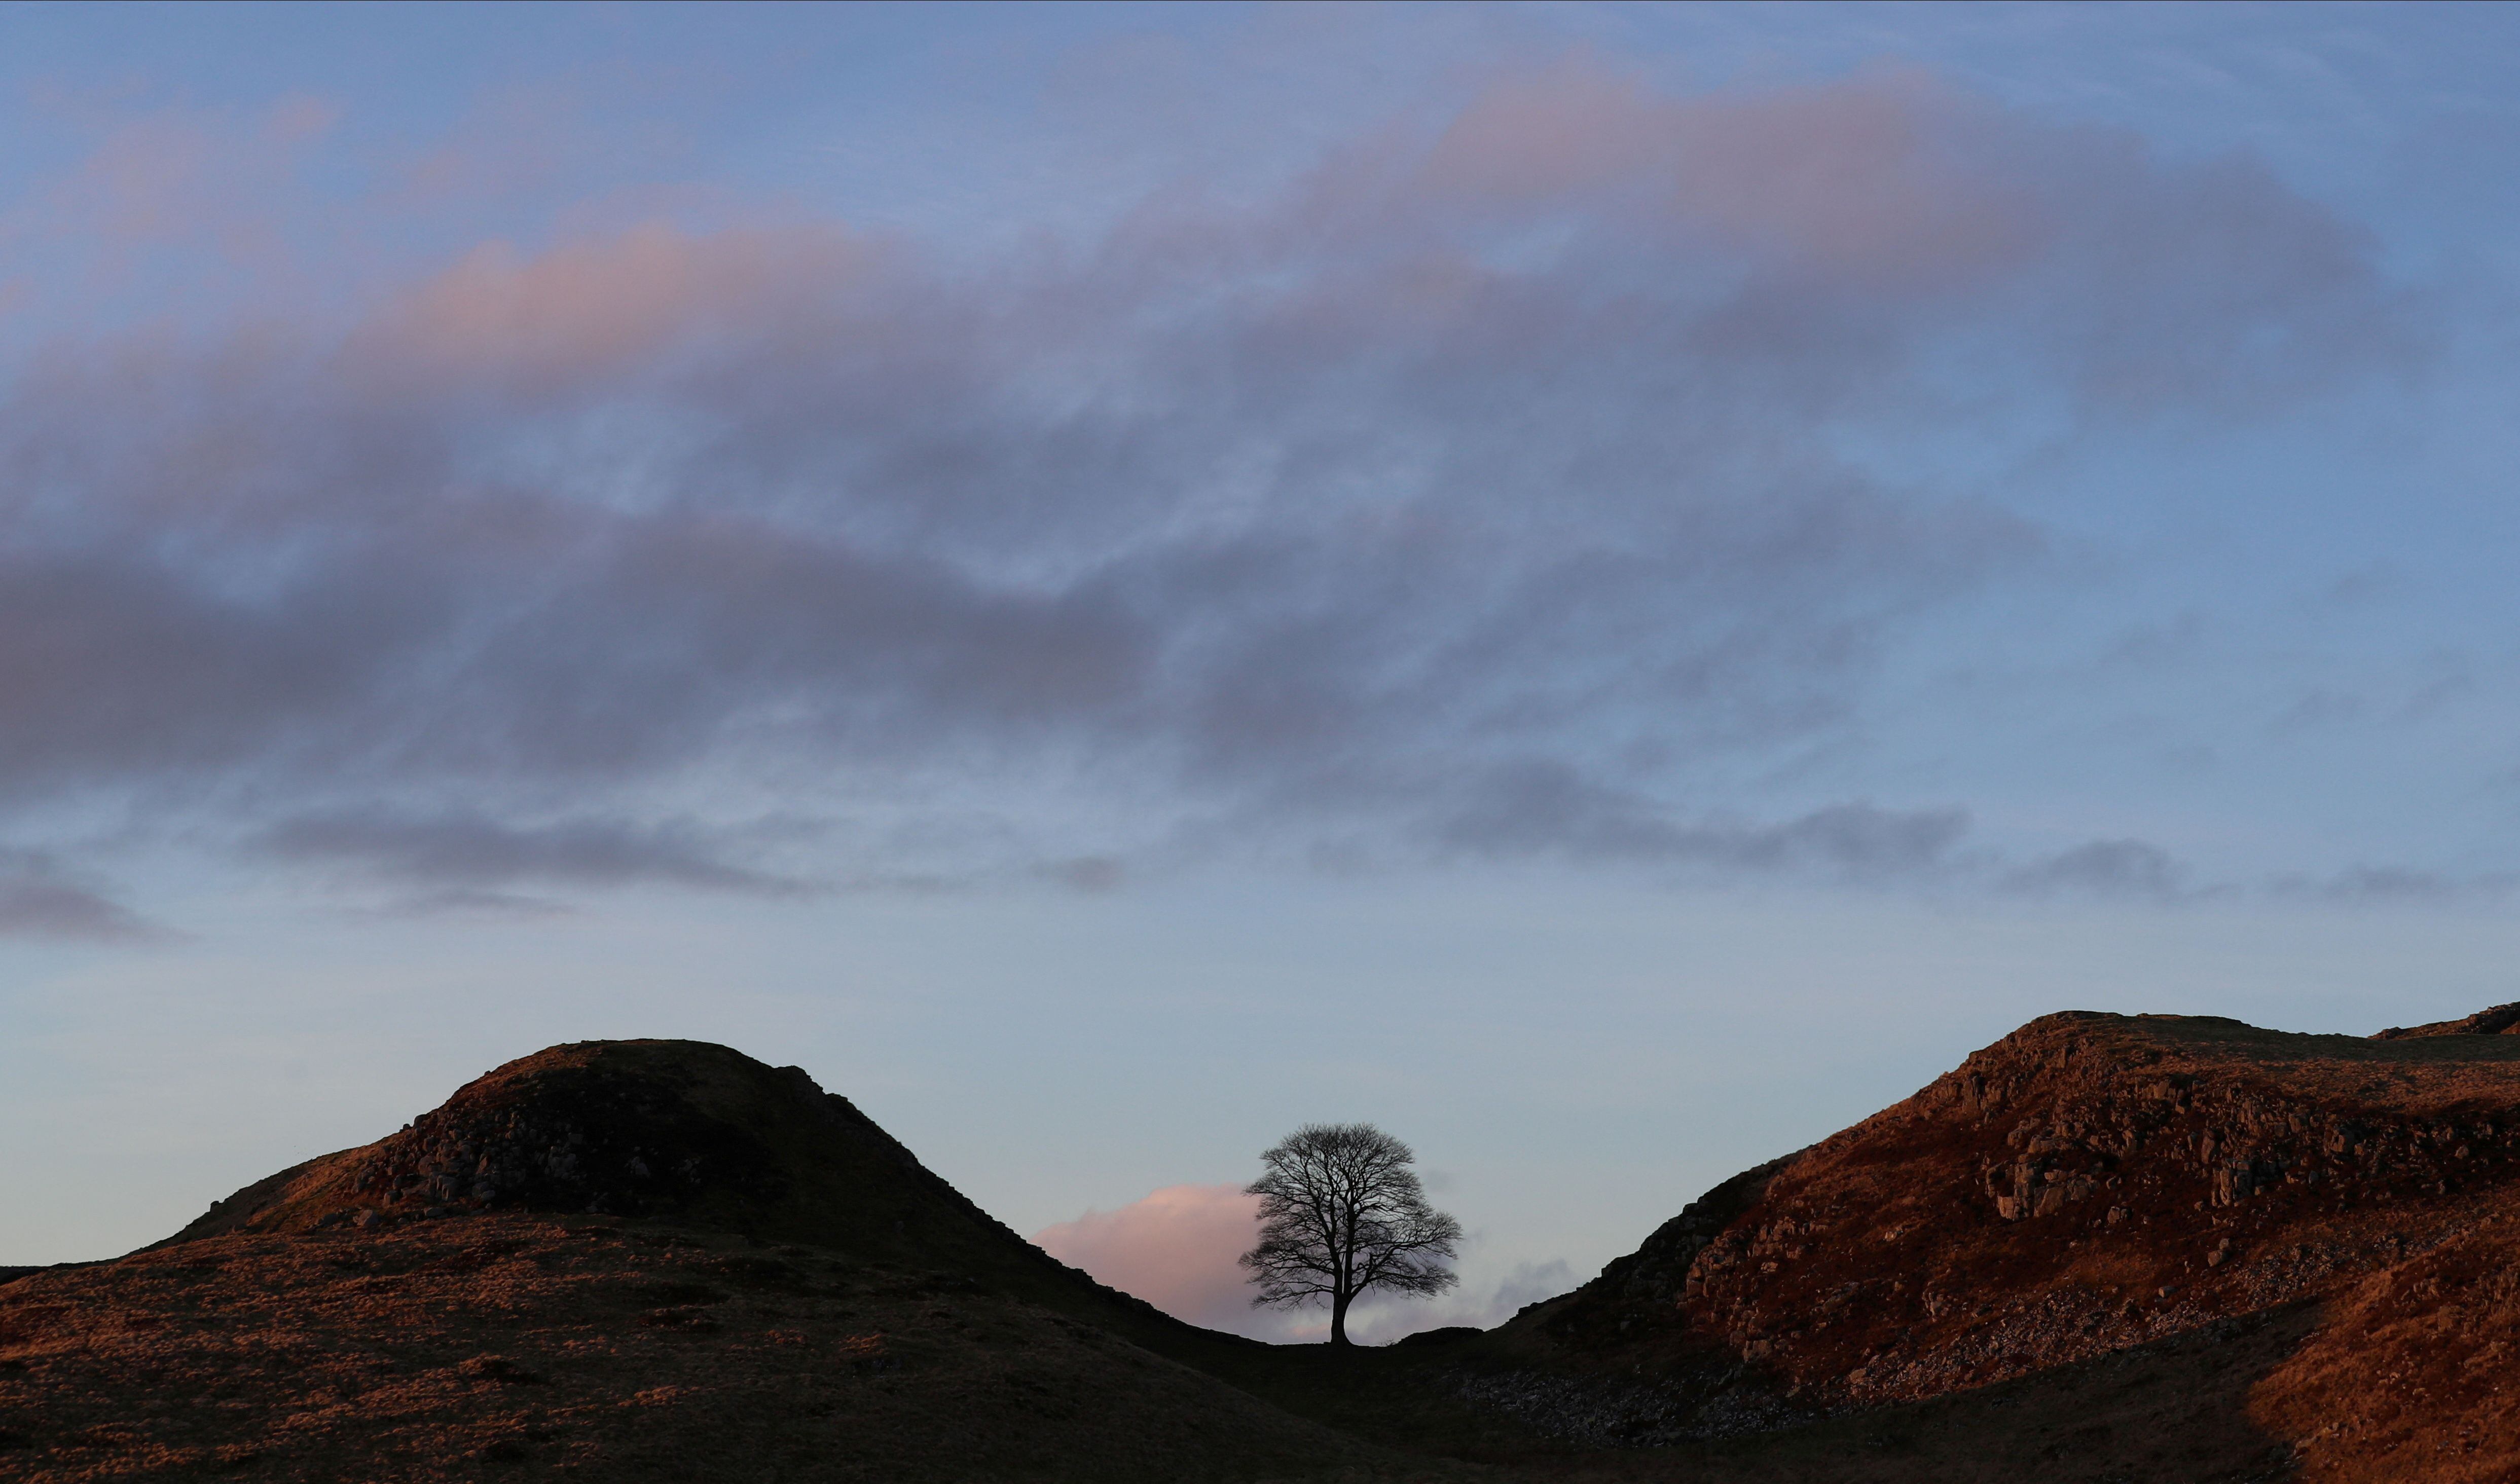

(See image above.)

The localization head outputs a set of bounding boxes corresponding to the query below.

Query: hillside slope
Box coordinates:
[0,1215,1458,1483]
[1475,1008,2520,1480]
[0,1040,1468,1483]
[151,1039,1245,1357]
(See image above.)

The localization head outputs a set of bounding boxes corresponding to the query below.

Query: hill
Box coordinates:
[156,1039,1179,1320]
[12,1014,2520,1481]
[0,1214,1472,1482]
[0,1040,1461,1482]
[1463,1008,2520,1481]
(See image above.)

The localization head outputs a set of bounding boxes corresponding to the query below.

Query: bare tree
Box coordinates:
[1239,1122,1462,1346]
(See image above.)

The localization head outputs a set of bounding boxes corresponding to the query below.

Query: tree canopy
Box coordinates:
[1239,1122,1461,1346]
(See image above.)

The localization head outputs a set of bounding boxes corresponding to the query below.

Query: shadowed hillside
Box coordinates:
[160,1040,1180,1320]
[0,1215,1467,1483]
[149,1040,1322,1367]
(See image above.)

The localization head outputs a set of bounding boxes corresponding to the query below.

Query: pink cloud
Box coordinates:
[1029,1182,1553,1347]
[23,96,341,254]
[1033,1183,1270,1334]
[360,221,877,394]
[1263,60,2054,296]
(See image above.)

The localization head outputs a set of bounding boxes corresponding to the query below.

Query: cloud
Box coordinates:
[362,888,581,920]
[2269,688,2366,736]
[1410,65,2055,293]
[2,91,349,325]
[1033,1183,1273,1336]
[0,853,164,942]
[1344,1258,1577,1346]
[1031,1180,1573,1346]
[0,551,427,794]
[359,223,882,395]
[2271,866,2518,905]
[253,810,809,897]
[1429,761,1970,878]
[1035,856,1125,894]
[0,63,2427,909]
[2002,839,2188,901]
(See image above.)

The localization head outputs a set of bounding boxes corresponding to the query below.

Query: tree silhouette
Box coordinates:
[1239,1122,1461,1346]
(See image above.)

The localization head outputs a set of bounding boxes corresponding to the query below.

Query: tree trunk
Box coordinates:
[1329,1286,1352,1346]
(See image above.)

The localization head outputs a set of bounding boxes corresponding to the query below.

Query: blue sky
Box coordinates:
[1,1,2515,1339]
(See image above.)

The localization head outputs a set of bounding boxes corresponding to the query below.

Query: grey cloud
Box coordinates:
[2001,840,2187,901]
[0,68,2428,904]
[0,551,433,794]
[2396,660,2473,723]
[367,889,581,920]
[1485,1258,1578,1318]
[1430,761,1970,878]
[1036,856,1125,894]
[412,514,1155,777]
[1351,1257,1576,1341]
[254,810,809,897]
[0,854,165,942]
[2309,565,2404,610]
[2096,612,2207,673]
[2273,866,2518,905]
[2033,150,2421,417]
[2269,689,2365,737]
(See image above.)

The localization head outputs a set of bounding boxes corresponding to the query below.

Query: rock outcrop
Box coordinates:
[1484,1008,2520,1477]
[168,1042,935,1241]
[155,1040,1224,1352]
[2374,999,2520,1038]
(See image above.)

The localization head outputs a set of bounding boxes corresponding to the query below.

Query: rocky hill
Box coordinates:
[160,1040,1165,1316]
[1474,1008,2520,1480]
[0,1040,1457,1483]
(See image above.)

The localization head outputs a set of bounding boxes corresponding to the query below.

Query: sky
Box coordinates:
[1,0,2516,1342]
